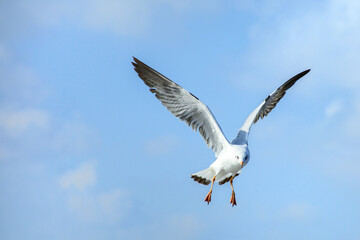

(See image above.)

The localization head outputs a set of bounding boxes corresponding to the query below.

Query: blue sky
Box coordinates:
[1,0,360,239]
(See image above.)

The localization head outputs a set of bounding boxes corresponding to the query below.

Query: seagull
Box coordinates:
[132,57,310,206]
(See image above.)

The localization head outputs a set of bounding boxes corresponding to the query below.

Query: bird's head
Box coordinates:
[233,146,250,167]
[242,151,250,167]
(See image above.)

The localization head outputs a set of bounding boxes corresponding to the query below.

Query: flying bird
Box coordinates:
[132,57,310,206]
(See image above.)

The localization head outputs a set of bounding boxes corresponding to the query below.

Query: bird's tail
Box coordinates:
[191,168,215,185]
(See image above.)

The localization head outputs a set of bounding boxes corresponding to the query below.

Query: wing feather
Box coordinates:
[132,57,229,156]
[232,69,311,145]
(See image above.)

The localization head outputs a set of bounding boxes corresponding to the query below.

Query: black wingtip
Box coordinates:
[300,68,310,74]
[300,69,311,76]
[290,68,311,82]
[132,57,141,66]
[132,57,146,72]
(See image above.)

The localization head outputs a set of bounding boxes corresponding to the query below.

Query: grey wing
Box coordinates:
[132,57,229,156]
[232,69,311,145]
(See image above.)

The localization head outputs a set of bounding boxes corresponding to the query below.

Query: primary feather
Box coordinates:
[232,69,311,145]
[132,57,229,157]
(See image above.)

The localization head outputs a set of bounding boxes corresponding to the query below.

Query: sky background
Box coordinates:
[1,0,360,239]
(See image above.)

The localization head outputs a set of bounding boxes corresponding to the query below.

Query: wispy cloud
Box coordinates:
[0,45,97,160]
[0,106,96,162]
[0,0,222,38]
[0,63,46,107]
[53,121,97,155]
[342,97,360,138]
[118,214,202,240]
[77,0,152,35]
[144,134,178,156]
[59,161,97,191]
[0,43,7,60]
[0,0,148,37]
[66,188,131,222]
[279,202,317,222]
[232,0,360,92]
[0,108,50,137]
[59,161,131,223]
[99,189,131,221]
[325,99,343,118]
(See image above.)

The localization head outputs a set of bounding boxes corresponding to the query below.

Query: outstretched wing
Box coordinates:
[232,69,311,145]
[132,57,229,156]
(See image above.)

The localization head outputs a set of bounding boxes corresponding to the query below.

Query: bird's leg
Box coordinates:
[230,176,237,207]
[204,176,216,204]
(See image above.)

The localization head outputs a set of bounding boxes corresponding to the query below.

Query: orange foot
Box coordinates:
[204,191,212,204]
[230,191,237,207]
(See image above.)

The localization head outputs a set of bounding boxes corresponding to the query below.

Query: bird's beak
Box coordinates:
[240,160,244,166]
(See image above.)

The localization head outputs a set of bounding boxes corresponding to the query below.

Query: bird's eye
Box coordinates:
[245,155,248,160]
[235,156,239,160]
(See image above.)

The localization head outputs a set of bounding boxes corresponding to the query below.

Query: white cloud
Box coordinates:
[0,0,223,39]
[144,135,178,156]
[67,192,98,220]
[0,45,98,163]
[0,0,150,37]
[325,158,360,184]
[0,43,7,60]
[59,162,131,223]
[78,0,151,35]
[0,108,50,137]
[325,99,343,118]
[279,202,316,221]
[117,214,202,240]
[66,188,130,222]
[342,97,360,138]
[53,121,97,155]
[0,108,98,162]
[233,0,360,92]
[99,189,123,214]
[99,189,131,221]
[0,63,47,106]
[157,0,220,12]
[59,161,97,190]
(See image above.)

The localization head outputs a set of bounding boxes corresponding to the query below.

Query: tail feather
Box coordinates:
[218,172,241,185]
[191,168,215,185]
